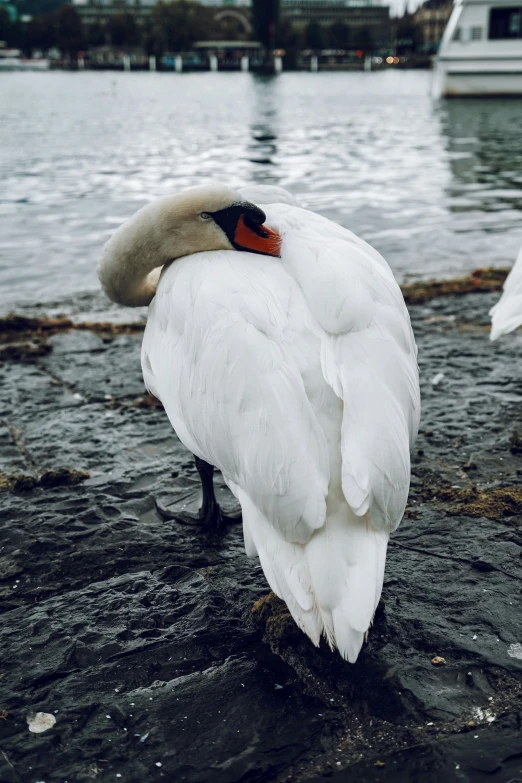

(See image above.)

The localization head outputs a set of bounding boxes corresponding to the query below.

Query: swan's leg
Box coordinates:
[155,456,242,528]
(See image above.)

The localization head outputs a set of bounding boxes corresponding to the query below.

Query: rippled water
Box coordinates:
[1,70,522,316]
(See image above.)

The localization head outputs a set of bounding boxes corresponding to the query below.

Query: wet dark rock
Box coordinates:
[0,342,53,363]
[0,286,522,782]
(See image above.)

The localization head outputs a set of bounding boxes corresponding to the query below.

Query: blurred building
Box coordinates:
[281,0,391,51]
[72,0,154,27]
[282,0,383,8]
[198,0,250,5]
[412,0,453,52]
[73,0,252,34]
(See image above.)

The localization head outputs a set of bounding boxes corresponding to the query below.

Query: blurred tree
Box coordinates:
[305,21,323,50]
[26,12,57,52]
[328,21,350,49]
[107,12,140,47]
[252,0,280,48]
[149,1,211,55]
[55,4,84,56]
[86,21,106,48]
[0,5,13,43]
[278,18,302,68]
[16,0,67,17]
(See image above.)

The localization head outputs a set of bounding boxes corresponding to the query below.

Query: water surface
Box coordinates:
[1,70,521,316]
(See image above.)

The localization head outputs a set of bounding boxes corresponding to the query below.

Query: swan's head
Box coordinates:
[151,184,282,260]
[99,184,282,307]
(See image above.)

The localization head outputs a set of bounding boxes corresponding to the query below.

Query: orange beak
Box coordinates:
[233,215,282,258]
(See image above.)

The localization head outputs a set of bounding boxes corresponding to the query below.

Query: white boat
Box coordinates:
[0,49,50,71]
[433,0,522,97]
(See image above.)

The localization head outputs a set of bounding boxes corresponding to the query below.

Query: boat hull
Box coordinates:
[432,0,522,99]
[0,58,50,71]
[433,63,522,97]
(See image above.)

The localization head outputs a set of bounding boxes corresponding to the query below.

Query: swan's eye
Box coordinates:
[200,212,212,220]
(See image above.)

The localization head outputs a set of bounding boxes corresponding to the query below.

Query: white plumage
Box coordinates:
[138,187,420,662]
[490,244,522,341]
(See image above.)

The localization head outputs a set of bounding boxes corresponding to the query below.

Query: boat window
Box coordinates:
[489,7,522,38]
[471,26,483,40]
[453,26,461,40]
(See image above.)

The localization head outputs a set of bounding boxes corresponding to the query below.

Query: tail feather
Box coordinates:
[239,487,389,662]
[331,610,365,663]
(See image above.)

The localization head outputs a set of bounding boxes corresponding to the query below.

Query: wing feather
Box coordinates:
[142,251,329,544]
[268,205,421,533]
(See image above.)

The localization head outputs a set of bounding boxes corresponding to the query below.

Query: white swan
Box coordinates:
[490,244,522,341]
[98,184,420,662]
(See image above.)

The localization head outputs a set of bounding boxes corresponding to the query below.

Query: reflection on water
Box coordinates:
[0,70,521,315]
[441,100,522,272]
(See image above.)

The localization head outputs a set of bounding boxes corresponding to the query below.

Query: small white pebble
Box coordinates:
[106,715,111,719]
[155,762,162,767]
[27,712,56,734]
[474,735,479,739]
[427,722,433,726]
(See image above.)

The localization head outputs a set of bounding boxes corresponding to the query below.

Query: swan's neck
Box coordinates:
[98,201,171,307]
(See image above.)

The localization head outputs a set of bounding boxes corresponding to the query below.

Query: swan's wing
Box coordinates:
[490,245,522,340]
[142,250,329,544]
[239,184,299,207]
[268,205,421,533]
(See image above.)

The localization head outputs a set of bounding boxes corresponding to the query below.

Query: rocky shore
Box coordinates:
[1,270,521,783]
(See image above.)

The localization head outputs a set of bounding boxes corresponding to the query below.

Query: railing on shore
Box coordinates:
[51,51,433,73]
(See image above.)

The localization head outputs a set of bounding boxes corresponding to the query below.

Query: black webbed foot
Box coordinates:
[155,456,242,530]
[154,498,241,529]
